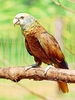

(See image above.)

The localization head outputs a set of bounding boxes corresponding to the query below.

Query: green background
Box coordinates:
[0,0,75,100]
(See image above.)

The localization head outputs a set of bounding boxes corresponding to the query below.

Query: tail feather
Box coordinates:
[59,60,68,69]
[57,81,69,93]
[56,60,69,93]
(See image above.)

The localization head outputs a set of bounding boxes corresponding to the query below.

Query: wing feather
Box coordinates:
[38,32,64,63]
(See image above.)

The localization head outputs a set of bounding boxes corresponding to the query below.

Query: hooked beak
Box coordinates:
[13,18,20,26]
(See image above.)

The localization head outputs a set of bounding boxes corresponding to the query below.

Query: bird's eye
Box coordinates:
[21,16,24,19]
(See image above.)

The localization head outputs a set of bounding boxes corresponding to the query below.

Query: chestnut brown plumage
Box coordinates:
[13,13,69,93]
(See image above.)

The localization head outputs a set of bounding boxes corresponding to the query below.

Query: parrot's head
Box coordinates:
[13,13,36,31]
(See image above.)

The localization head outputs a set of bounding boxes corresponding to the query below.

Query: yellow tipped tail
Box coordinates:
[57,81,69,93]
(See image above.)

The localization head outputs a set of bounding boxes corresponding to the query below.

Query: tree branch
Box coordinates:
[0,66,75,83]
[52,0,75,14]
[67,0,75,3]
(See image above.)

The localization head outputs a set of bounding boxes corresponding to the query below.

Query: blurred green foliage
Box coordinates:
[0,0,75,100]
[0,0,75,66]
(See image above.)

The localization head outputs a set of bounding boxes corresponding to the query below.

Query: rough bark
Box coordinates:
[0,66,75,83]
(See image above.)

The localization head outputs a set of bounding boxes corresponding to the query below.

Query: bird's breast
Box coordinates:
[25,34,52,64]
[26,34,44,55]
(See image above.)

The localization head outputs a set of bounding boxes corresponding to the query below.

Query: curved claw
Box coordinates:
[25,63,40,71]
[25,66,33,71]
[44,65,55,75]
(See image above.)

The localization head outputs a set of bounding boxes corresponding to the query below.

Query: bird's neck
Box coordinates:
[21,21,39,36]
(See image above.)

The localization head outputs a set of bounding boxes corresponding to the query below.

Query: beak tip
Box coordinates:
[13,18,17,26]
[14,24,15,26]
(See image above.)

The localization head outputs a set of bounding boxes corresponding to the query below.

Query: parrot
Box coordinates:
[13,13,69,93]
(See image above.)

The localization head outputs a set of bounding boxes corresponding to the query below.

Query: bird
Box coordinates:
[13,13,69,93]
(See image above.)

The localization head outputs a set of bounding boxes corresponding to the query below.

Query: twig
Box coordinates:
[61,34,75,57]
[0,55,13,66]
[52,0,75,14]
[67,0,75,3]
[16,82,50,100]
[0,66,75,83]
[0,56,49,100]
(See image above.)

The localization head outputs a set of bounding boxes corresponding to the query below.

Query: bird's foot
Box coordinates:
[25,63,40,71]
[25,65,33,71]
[44,65,55,75]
